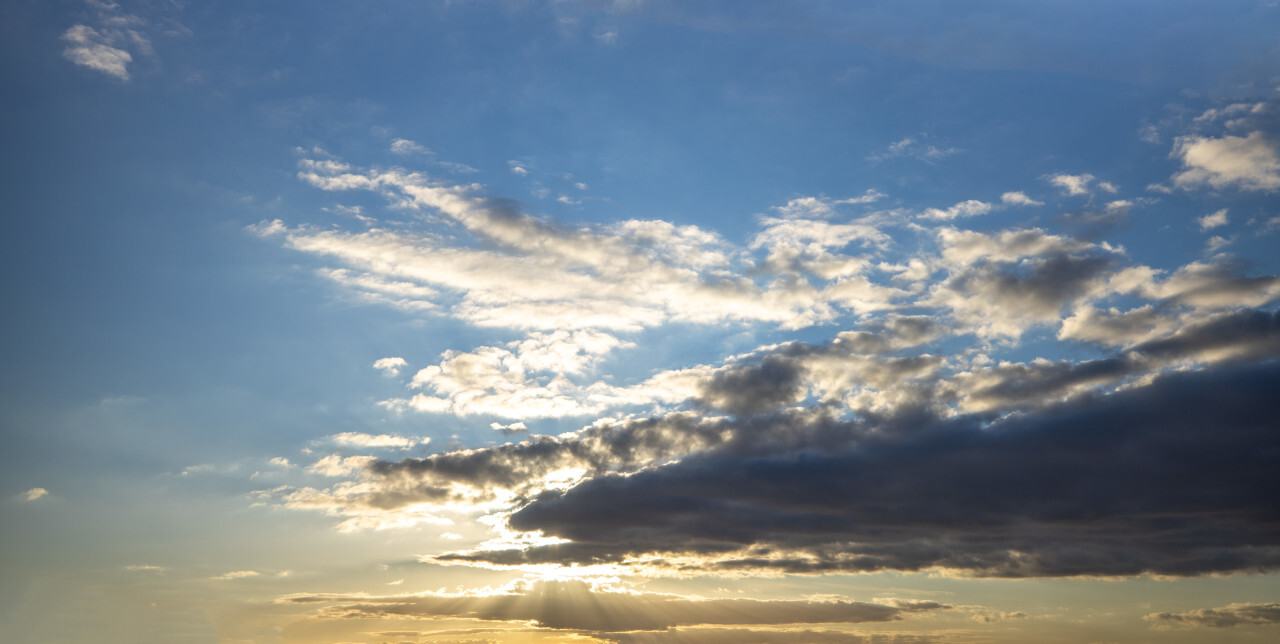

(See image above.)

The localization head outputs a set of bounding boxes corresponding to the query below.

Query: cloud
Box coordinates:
[1045,173,1098,196]
[1173,131,1280,191]
[261,146,1280,579]
[60,2,156,81]
[308,454,377,477]
[328,432,426,450]
[372,357,408,376]
[484,361,1280,578]
[919,200,992,221]
[23,487,49,501]
[281,579,947,632]
[211,570,261,581]
[1146,602,1280,628]
[600,629,935,644]
[269,153,857,332]
[490,421,528,436]
[1205,235,1233,252]
[1000,192,1042,207]
[1198,208,1229,231]
[123,564,165,572]
[868,137,959,163]
[62,25,134,80]
[390,139,430,155]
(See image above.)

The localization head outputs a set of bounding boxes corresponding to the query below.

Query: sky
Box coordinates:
[3,1,1280,642]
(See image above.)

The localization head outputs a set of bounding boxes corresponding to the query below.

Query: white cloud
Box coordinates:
[309,454,378,477]
[373,356,409,376]
[263,147,1280,436]
[1173,131,1280,191]
[1001,191,1043,206]
[1205,235,1233,252]
[62,25,134,80]
[60,2,155,81]
[1193,102,1266,124]
[491,421,528,435]
[124,565,165,572]
[396,330,655,419]
[868,136,959,163]
[390,138,430,155]
[329,432,426,450]
[1198,208,1229,230]
[1045,173,1096,196]
[919,199,992,221]
[210,570,261,581]
[509,161,529,176]
[24,487,49,501]
[270,155,852,331]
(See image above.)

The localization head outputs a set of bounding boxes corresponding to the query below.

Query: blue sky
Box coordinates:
[3,1,1280,642]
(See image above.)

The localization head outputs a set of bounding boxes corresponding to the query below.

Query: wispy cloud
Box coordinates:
[1147,602,1280,628]
[867,136,960,163]
[60,1,155,81]
[278,579,948,632]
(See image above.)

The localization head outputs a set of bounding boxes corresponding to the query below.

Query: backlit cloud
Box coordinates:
[280,579,948,632]
[1173,131,1280,192]
[1146,602,1280,628]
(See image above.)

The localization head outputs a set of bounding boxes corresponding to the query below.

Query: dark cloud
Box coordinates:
[602,629,938,644]
[956,308,1280,411]
[288,580,946,633]
[696,355,807,414]
[362,413,733,507]
[943,252,1116,320]
[474,361,1280,577]
[1153,260,1280,309]
[1055,206,1132,241]
[1146,602,1280,628]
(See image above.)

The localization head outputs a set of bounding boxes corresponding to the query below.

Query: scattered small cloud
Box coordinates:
[1045,173,1100,196]
[920,199,992,221]
[373,357,409,376]
[60,1,156,81]
[328,432,426,450]
[23,487,49,502]
[390,138,431,156]
[210,570,261,581]
[490,421,528,436]
[868,136,960,163]
[1205,235,1233,252]
[1173,132,1280,191]
[124,565,165,573]
[1198,208,1229,230]
[508,161,529,176]
[1001,191,1043,207]
[1146,602,1280,628]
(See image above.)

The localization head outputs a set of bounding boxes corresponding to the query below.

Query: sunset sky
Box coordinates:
[3,1,1280,642]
